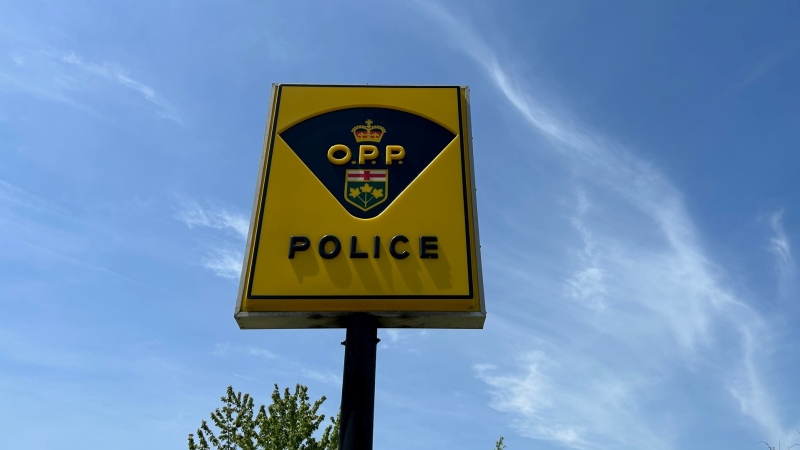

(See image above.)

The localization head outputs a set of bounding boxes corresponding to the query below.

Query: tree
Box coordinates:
[494,436,506,450]
[760,429,800,450]
[188,384,339,450]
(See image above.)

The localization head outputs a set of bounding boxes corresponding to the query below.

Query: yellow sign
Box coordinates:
[235,85,484,329]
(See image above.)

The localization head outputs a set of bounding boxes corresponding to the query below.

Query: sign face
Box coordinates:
[235,85,484,329]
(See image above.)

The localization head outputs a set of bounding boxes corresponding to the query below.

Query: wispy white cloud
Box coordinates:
[301,369,342,386]
[175,198,249,239]
[386,329,401,344]
[565,266,605,309]
[378,329,429,351]
[1,49,183,124]
[410,1,792,448]
[201,246,244,279]
[60,52,183,124]
[728,327,781,440]
[10,53,25,67]
[212,343,340,387]
[474,352,655,450]
[174,198,249,279]
[0,325,190,380]
[0,327,90,370]
[212,343,277,360]
[247,347,277,359]
[565,191,606,312]
[720,49,797,100]
[233,373,259,382]
[210,343,232,357]
[0,178,69,215]
[769,209,795,284]
[0,178,137,284]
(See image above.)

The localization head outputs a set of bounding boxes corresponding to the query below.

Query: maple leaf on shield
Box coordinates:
[348,187,360,198]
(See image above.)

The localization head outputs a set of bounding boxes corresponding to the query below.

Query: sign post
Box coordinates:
[338,314,378,450]
[235,84,484,448]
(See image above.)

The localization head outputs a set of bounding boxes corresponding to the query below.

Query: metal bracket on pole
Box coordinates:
[338,314,379,450]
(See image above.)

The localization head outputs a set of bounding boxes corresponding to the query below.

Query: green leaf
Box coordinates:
[189,384,339,450]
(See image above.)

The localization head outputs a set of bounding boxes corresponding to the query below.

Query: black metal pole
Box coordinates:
[338,314,379,450]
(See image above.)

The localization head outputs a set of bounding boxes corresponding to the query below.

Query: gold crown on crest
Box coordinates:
[351,119,386,143]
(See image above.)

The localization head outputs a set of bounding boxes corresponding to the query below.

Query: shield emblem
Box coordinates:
[280,107,456,219]
[345,170,388,211]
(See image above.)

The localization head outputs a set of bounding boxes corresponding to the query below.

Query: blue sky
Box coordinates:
[1,1,799,449]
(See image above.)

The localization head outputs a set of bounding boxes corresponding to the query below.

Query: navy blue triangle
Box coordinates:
[280,107,456,219]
